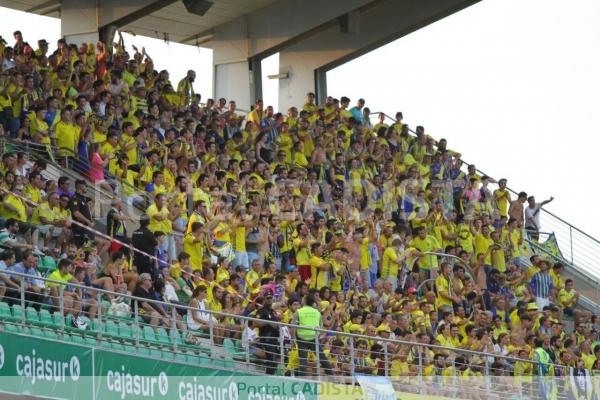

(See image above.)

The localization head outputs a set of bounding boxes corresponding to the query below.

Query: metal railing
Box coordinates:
[3,139,148,223]
[0,269,577,398]
[369,111,600,308]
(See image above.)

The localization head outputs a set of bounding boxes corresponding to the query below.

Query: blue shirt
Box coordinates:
[44,110,57,127]
[7,263,37,286]
[350,107,364,123]
[530,271,553,298]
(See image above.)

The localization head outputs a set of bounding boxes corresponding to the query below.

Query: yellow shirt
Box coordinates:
[410,235,440,270]
[435,274,453,309]
[474,233,493,264]
[192,187,212,211]
[390,359,411,377]
[213,222,232,244]
[491,245,506,273]
[55,206,71,221]
[360,237,371,270]
[31,201,55,225]
[557,288,576,308]
[436,334,455,348]
[233,226,246,252]
[23,184,42,205]
[494,189,510,217]
[46,270,73,287]
[100,142,118,159]
[30,118,50,144]
[381,247,400,279]
[509,229,522,257]
[2,194,27,222]
[186,212,207,235]
[309,255,329,289]
[170,262,183,279]
[116,168,139,197]
[183,233,204,270]
[582,353,595,370]
[119,134,138,165]
[146,203,172,234]
[246,269,260,295]
[293,238,311,265]
[55,121,80,157]
[216,266,230,284]
[457,223,474,254]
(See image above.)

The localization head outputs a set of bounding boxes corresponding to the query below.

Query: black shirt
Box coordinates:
[132,285,161,314]
[131,226,157,275]
[107,207,127,238]
[69,193,92,234]
[257,304,279,342]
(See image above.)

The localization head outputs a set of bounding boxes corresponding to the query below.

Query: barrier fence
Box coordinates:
[0,270,592,400]
[369,112,600,312]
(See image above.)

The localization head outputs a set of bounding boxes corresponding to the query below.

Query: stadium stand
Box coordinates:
[1,30,600,399]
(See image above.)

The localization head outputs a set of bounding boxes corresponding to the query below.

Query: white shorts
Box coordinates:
[37,225,63,237]
[535,296,550,310]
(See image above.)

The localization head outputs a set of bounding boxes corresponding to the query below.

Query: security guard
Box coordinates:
[131,214,158,279]
[533,337,557,400]
[293,293,332,376]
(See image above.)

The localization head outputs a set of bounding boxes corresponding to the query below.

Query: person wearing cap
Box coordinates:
[130,81,148,114]
[176,266,194,303]
[34,39,49,58]
[293,293,332,376]
[255,288,280,374]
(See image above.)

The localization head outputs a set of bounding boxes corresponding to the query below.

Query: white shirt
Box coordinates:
[1,58,15,70]
[164,281,179,302]
[524,204,542,229]
[187,298,215,331]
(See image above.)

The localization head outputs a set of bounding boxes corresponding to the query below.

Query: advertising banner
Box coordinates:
[0,332,93,399]
[94,348,318,400]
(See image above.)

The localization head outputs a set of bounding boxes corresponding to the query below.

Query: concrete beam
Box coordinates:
[100,0,179,31]
[202,0,375,64]
[277,0,481,110]
[26,0,59,14]
[61,0,177,45]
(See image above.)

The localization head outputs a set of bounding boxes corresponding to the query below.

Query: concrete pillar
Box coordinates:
[61,0,100,45]
[207,0,374,111]
[277,0,480,111]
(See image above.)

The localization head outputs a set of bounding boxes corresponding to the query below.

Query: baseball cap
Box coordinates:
[407,287,417,295]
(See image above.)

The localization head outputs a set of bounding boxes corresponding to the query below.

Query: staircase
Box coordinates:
[371,112,600,313]
[5,140,145,235]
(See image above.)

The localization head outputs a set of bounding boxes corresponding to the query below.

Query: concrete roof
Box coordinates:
[0,0,279,44]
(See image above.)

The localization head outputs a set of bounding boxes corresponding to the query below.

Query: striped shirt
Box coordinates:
[530,271,553,298]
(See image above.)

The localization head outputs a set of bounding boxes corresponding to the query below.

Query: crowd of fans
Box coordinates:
[0,30,598,392]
